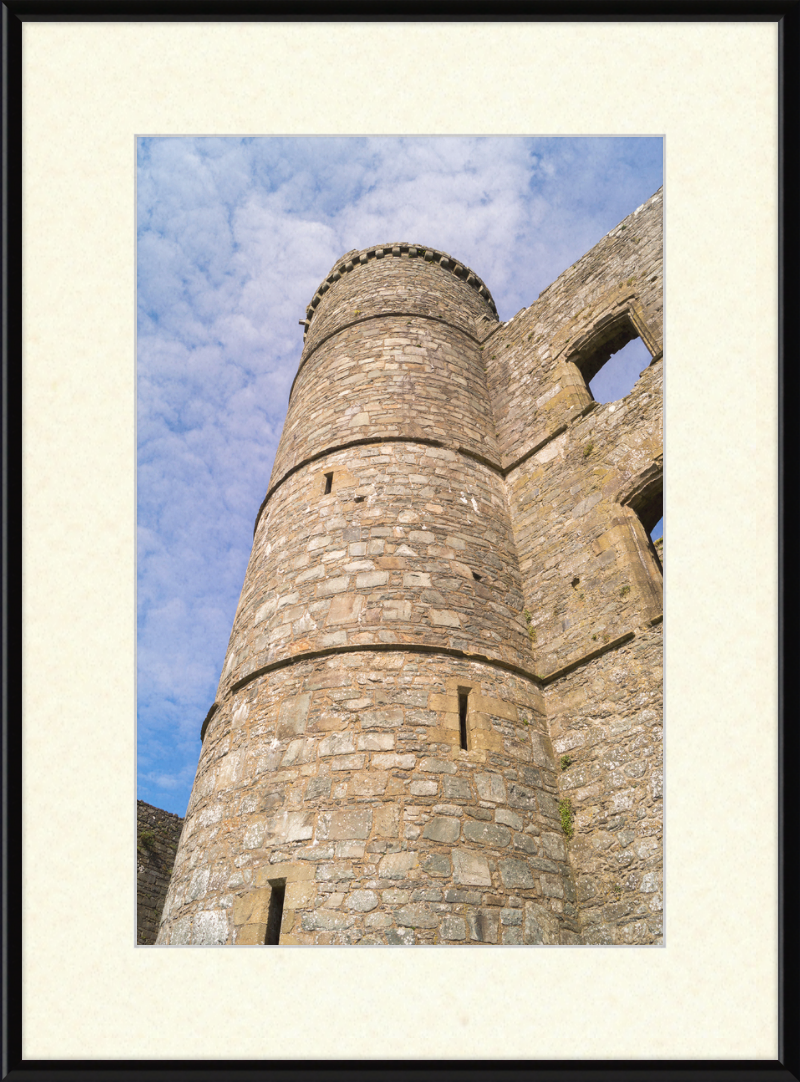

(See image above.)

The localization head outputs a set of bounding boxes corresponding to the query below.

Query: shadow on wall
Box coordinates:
[137,801,184,945]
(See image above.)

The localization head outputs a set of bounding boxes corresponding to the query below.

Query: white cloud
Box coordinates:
[137,135,662,814]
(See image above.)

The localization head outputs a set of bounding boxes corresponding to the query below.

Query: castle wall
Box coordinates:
[157,194,663,946]
[487,189,664,945]
[137,800,184,944]
[505,358,663,677]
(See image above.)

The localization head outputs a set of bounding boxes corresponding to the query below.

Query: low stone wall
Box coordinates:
[137,800,184,944]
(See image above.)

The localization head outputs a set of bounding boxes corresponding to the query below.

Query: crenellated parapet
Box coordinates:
[300,243,499,340]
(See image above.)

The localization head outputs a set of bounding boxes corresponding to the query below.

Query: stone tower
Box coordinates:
[156,189,663,946]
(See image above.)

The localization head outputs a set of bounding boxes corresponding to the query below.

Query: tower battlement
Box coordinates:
[157,189,663,946]
[303,242,498,334]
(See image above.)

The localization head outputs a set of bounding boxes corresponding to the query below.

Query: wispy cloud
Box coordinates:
[137,136,663,815]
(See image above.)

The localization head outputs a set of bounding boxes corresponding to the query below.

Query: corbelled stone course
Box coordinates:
[156,188,663,946]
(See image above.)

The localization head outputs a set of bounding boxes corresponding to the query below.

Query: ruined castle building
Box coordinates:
[156,189,663,946]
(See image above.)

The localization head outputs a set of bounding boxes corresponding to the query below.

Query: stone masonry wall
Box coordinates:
[219,442,531,694]
[270,245,500,493]
[158,650,579,946]
[137,800,184,944]
[270,317,501,487]
[546,626,663,944]
[299,243,497,361]
[505,358,662,678]
[487,189,664,945]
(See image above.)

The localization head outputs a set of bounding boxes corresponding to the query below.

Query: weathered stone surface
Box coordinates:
[419,758,457,775]
[422,817,461,843]
[500,907,523,926]
[501,925,523,945]
[277,693,312,737]
[475,773,507,803]
[317,808,372,841]
[386,927,415,945]
[421,853,452,877]
[469,908,500,943]
[396,903,440,929]
[136,801,184,945]
[318,731,356,757]
[378,851,419,879]
[301,910,355,931]
[345,889,379,912]
[441,776,472,800]
[265,810,315,844]
[499,859,536,889]
[464,821,511,847]
[452,849,492,887]
[440,916,467,941]
[495,808,523,830]
[190,910,229,945]
[157,196,662,947]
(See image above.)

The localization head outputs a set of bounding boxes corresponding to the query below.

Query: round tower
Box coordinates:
[157,244,579,946]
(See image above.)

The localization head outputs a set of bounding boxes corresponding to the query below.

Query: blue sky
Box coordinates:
[137,136,663,816]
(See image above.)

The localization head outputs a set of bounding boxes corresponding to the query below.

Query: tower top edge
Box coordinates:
[302,244,498,331]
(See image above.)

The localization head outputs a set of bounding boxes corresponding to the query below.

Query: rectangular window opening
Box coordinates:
[570,315,653,405]
[323,472,333,495]
[264,880,286,945]
[458,689,470,751]
[587,335,651,404]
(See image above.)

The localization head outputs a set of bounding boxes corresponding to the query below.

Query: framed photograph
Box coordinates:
[4,4,792,1076]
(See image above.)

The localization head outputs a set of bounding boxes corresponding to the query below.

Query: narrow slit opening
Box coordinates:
[458,689,469,751]
[323,472,333,495]
[635,494,662,574]
[624,474,663,577]
[264,881,286,945]
[650,518,663,569]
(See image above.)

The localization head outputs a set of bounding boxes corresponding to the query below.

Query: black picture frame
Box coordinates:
[2,3,795,1079]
